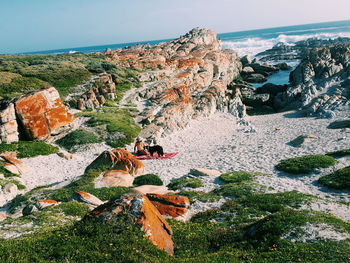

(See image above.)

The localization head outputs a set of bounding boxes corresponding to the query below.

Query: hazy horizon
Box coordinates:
[1,0,350,54]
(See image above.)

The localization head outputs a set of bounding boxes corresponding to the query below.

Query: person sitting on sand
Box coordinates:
[134,137,149,156]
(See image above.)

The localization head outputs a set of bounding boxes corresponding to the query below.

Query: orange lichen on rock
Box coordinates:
[146,194,190,219]
[85,194,174,255]
[15,87,74,140]
[162,86,192,104]
[177,58,201,69]
[86,148,145,176]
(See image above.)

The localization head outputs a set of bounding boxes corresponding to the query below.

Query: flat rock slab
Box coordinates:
[190,168,221,177]
[132,185,171,195]
[288,134,318,147]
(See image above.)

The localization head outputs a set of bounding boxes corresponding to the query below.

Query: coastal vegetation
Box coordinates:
[56,129,102,152]
[318,166,350,190]
[326,149,350,158]
[0,141,59,158]
[133,174,163,186]
[167,177,204,190]
[275,154,337,174]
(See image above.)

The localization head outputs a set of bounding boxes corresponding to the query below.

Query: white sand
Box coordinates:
[140,111,350,202]
[1,110,350,220]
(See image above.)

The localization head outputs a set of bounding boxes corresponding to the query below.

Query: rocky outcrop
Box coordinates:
[105,28,245,138]
[85,148,145,176]
[70,73,116,110]
[84,194,174,254]
[146,193,190,220]
[73,191,104,209]
[275,44,350,117]
[15,87,75,140]
[0,155,28,175]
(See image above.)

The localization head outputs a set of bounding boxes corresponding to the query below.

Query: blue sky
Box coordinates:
[1,0,350,53]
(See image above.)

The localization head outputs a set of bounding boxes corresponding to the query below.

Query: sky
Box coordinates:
[1,0,350,54]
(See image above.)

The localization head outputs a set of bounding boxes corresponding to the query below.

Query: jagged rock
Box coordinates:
[73,191,104,208]
[71,73,116,110]
[85,148,145,176]
[241,55,253,66]
[242,66,255,74]
[288,134,318,147]
[0,101,19,144]
[22,204,39,216]
[132,185,171,195]
[94,170,134,188]
[275,43,350,115]
[84,194,174,255]
[146,193,190,221]
[105,28,245,138]
[15,87,75,140]
[190,168,221,177]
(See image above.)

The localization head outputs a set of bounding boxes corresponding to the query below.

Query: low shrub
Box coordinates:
[0,141,58,158]
[56,129,101,152]
[133,174,163,186]
[167,177,203,190]
[318,166,350,190]
[275,154,336,174]
[219,171,268,184]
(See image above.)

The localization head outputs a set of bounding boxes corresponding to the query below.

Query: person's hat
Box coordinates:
[136,137,143,142]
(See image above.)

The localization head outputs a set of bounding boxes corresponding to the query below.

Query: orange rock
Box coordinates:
[74,191,104,208]
[85,148,145,176]
[15,87,74,140]
[85,194,174,255]
[35,199,59,209]
[1,155,28,175]
[146,194,190,219]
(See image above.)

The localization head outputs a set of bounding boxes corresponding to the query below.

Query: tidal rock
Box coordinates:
[94,170,134,188]
[288,134,318,147]
[243,73,267,83]
[15,87,75,140]
[85,148,145,176]
[146,193,190,221]
[190,168,221,177]
[73,191,104,208]
[84,194,174,255]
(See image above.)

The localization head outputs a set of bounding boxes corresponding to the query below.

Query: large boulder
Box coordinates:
[84,194,174,255]
[85,148,145,176]
[94,170,134,188]
[15,87,75,140]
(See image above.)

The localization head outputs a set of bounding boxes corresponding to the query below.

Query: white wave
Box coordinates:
[222,31,350,57]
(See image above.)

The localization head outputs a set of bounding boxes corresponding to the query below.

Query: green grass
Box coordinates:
[133,174,163,186]
[219,171,268,184]
[326,149,350,158]
[55,129,102,152]
[0,141,59,158]
[0,178,26,190]
[177,191,221,203]
[77,107,141,148]
[275,154,337,174]
[167,177,203,190]
[318,166,350,190]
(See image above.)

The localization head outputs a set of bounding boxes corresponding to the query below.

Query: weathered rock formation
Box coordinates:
[86,148,145,176]
[94,170,134,188]
[0,87,75,143]
[70,73,116,110]
[104,28,246,138]
[84,193,174,255]
[275,44,350,117]
[15,87,75,140]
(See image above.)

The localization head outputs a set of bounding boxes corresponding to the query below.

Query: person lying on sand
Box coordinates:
[134,137,149,156]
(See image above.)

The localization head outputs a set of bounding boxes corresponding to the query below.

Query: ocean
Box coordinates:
[26,20,350,57]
